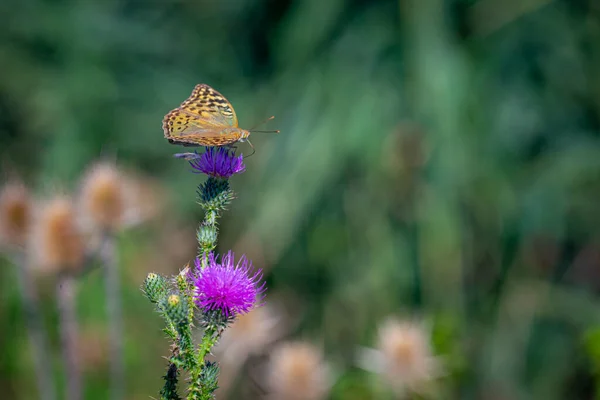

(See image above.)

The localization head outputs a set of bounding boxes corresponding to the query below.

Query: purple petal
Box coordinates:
[191,251,265,317]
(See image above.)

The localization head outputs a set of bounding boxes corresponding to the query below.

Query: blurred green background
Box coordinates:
[3,0,600,399]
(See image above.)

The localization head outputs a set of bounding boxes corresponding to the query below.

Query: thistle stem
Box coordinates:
[198,331,219,367]
[187,328,220,400]
[185,178,229,400]
[150,157,242,399]
[101,233,125,400]
[56,276,81,400]
[13,253,56,400]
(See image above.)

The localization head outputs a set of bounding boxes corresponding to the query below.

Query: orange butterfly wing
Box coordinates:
[162,84,241,147]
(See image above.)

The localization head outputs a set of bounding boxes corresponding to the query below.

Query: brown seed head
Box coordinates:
[376,319,440,394]
[31,196,85,274]
[80,163,125,231]
[0,183,31,248]
[215,305,284,365]
[266,341,331,400]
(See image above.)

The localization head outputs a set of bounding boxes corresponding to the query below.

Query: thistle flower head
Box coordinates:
[192,251,265,319]
[0,182,31,248]
[189,147,245,178]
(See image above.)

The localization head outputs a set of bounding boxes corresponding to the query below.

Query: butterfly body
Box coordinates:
[163,84,249,147]
[166,127,250,147]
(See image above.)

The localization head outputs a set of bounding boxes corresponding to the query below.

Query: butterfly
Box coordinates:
[162,84,278,153]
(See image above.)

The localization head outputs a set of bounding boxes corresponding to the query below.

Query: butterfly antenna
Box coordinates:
[249,115,279,133]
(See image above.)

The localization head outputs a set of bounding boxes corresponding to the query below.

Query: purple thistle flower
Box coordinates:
[192,251,265,318]
[187,148,245,178]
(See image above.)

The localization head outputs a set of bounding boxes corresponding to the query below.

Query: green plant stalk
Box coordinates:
[176,323,197,371]
[185,177,232,400]
[100,232,125,400]
[150,175,234,400]
[176,274,196,333]
[159,306,196,397]
[198,209,218,257]
[12,252,56,400]
[148,174,234,399]
[188,327,219,400]
[175,275,198,371]
[56,275,81,400]
[197,327,219,368]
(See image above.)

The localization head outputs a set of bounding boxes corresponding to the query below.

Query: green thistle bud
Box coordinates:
[163,294,189,326]
[197,224,217,251]
[197,177,234,211]
[143,273,168,303]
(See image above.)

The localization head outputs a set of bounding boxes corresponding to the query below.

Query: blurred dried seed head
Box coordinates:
[121,172,165,227]
[357,318,441,395]
[266,341,331,400]
[213,301,291,398]
[30,196,85,274]
[80,163,126,232]
[215,304,284,365]
[0,182,31,248]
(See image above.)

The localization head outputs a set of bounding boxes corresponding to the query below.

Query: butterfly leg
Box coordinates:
[174,152,202,161]
[243,139,256,158]
[224,144,239,155]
